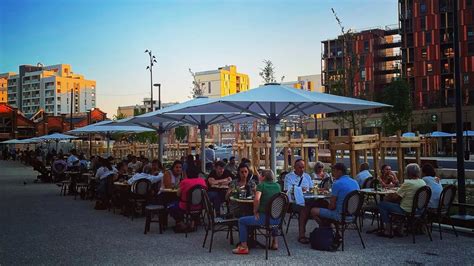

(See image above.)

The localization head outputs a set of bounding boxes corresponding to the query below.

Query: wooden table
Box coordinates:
[229,196,254,204]
[303,193,331,200]
[160,188,178,193]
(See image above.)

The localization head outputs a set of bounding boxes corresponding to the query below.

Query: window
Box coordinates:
[361,70,366,81]
[422,78,427,90]
[427,62,433,73]
[464,74,470,84]
[420,2,427,14]
[425,32,431,44]
[421,48,427,58]
[359,55,365,67]
[208,81,211,94]
[364,41,369,51]
[469,42,474,55]
[468,0,472,7]
[468,26,474,40]
[420,17,426,30]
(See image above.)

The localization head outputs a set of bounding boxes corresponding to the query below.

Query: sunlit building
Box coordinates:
[195,65,250,98]
[0,73,14,103]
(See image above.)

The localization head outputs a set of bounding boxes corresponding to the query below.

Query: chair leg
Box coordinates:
[144,212,150,234]
[341,225,345,251]
[355,222,366,249]
[452,223,458,238]
[426,222,433,242]
[202,228,209,248]
[185,215,188,238]
[209,231,215,253]
[411,223,416,244]
[229,226,234,245]
[285,215,291,234]
[282,232,291,256]
[265,232,269,260]
[438,222,443,240]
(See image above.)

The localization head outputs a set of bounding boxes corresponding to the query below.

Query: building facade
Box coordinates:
[3,64,96,117]
[398,0,474,132]
[195,65,250,98]
[0,73,15,103]
[116,99,178,117]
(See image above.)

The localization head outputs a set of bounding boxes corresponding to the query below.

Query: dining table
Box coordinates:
[360,188,398,234]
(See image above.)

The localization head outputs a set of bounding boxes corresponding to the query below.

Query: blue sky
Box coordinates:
[0,0,398,116]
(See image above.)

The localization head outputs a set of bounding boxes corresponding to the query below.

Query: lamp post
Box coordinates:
[153,83,161,109]
[145,49,157,112]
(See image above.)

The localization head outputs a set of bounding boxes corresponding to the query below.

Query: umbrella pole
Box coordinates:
[158,125,164,163]
[107,133,110,157]
[268,103,279,173]
[199,124,206,173]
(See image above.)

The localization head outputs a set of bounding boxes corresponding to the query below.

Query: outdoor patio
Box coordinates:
[1,160,472,265]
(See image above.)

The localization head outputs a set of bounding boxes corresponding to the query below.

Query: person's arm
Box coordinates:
[162,171,172,188]
[253,191,262,220]
[207,177,218,186]
[327,196,337,210]
[283,175,289,191]
[384,193,402,203]
[379,176,388,188]
[390,172,399,185]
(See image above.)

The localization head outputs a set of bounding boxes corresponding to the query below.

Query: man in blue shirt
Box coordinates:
[311,163,359,223]
[355,162,372,188]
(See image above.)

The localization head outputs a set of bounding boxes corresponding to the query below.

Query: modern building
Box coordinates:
[116,99,178,117]
[281,74,324,92]
[3,64,96,117]
[194,65,250,98]
[0,73,15,103]
[398,0,473,132]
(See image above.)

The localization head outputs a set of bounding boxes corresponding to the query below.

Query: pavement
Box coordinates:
[1,160,473,265]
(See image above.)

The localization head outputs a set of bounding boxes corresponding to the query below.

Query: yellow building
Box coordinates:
[282,74,324,118]
[195,65,249,98]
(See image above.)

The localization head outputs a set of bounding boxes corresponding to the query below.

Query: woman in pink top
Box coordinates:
[168,166,207,233]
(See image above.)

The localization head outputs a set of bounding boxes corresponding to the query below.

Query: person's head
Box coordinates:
[314,161,325,173]
[208,144,214,149]
[101,157,112,170]
[406,163,421,179]
[151,159,163,172]
[131,156,137,163]
[331,163,347,179]
[381,164,392,176]
[293,159,305,176]
[170,160,183,176]
[421,163,436,177]
[195,154,200,160]
[229,156,236,165]
[78,154,85,160]
[223,158,228,164]
[241,158,250,165]
[117,162,128,174]
[260,169,275,183]
[142,164,153,175]
[70,149,77,155]
[214,160,226,176]
[180,156,185,162]
[359,162,370,172]
[186,166,200,179]
[237,163,250,181]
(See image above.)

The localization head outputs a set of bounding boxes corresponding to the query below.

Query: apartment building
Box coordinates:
[0,73,15,103]
[4,64,96,116]
[195,65,250,98]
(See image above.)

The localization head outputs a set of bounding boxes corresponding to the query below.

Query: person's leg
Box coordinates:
[378,201,404,234]
[234,214,268,254]
[299,200,328,239]
[311,207,338,227]
[207,191,222,216]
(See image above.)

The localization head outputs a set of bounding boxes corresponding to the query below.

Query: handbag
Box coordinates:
[310,227,340,251]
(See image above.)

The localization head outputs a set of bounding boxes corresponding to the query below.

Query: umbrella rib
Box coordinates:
[221,101,267,120]
[256,102,270,117]
[280,102,310,118]
[319,102,344,113]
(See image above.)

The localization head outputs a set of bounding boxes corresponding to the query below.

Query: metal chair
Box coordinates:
[201,189,239,252]
[184,185,204,238]
[144,205,165,234]
[254,192,291,260]
[360,177,378,228]
[389,186,433,243]
[327,190,366,251]
[429,185,458,240]
[127,178,152,220]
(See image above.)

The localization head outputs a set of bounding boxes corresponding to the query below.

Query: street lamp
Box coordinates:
[145,49,157,112]
[153,83,161,110]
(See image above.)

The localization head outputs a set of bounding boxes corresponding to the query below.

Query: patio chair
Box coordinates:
[201,189,239,252]
[127,178,152,220]
[184,184,204,238]
[326,190,366,251]
[360,177,378,228]
[389,186,432,243]
[428,185,458,240]
[254,192,290,260]
[144,204,165,234]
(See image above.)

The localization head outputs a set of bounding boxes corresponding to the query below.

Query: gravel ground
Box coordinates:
[1,160,473,265]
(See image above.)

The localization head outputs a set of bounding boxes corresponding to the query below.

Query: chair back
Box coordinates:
[320,177,332,190]
[438,185,457,215]
[52,160,67,174]
[265,192,289,227]
[411,186,431,215]
[362,177,374,189]
[201,189,214,226]
[131,178,152,196]
[186,185,204,212]
[342,190,363,220]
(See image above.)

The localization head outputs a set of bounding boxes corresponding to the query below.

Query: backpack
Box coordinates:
[310,227,340,251]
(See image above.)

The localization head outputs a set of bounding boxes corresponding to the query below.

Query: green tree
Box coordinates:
[189,68,204,98]
[174,126,188,142]
[113,112,127,121]
[382,79,412,135]
[259,60,277,84]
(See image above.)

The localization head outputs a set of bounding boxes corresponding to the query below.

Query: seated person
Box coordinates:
[225,156,238,177]
[96,158,117,180]
[310,163,359,228]
[168,166,207,233]
[226,164,257,217]
[78,154,90,172]
[127,164,163,185]
[232,170,281,255]
[127,156,143,173]
[115,162,129,181]
[52,157,67,181]
[207,160,234,216]
[150,159,163,176]
[66,149,79,170]
[421,163,442,209]
[377,163,426,237]
[355,162,372,188]
[380,164,399,188]
[162,160,184,189]
[312,161,330,181]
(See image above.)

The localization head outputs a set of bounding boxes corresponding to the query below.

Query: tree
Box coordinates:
[259,60,277,84]
[189,68,204,98]
[113,112,127,121]
[381,79,412,135]
[174,126,187,142]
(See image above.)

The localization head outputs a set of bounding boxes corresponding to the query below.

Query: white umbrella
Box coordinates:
[127,96,255,170]
[38,133,78,141]
[1,139,24,144]
[164,84,391,171]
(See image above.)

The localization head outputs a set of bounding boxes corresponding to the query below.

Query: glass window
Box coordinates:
[420,2,427,14]
[420,17,426,30]
[468,26,474,40]
[468,42,474,55]
[425,32,432,44]
[468,0,473,7]
[427,62,433,73]
[421,48,427,58]
[364,41,369,51]
[360,70,366,80]
[422,78,427,90]
[464,74,470,84]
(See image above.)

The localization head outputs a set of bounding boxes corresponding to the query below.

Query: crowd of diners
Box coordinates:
[14,146,445,255]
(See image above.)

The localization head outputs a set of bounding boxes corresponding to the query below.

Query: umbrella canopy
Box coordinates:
[19,137,44,143]
[402,132,416,137]
[67,122,155,135]
[126,97,255,170]
[1,139,24,144]
[38,133,78,141]
[427,131,453,138]
[165,84,391,171]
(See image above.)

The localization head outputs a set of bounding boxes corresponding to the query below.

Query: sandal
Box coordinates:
[298,237,310,244]
[232,245,249,255]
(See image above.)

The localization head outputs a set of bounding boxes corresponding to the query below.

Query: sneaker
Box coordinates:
[232,245,249,255]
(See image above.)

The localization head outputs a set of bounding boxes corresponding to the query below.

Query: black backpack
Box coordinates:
[310,227,340,251]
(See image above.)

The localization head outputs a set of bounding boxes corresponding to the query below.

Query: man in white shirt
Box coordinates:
[127,156,143,173]
[67,149,79,169]
[127,164,163,185]
[355,162,372,188]
[205,145,216,172]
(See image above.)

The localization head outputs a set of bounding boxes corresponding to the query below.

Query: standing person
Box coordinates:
[310,163,359,228]
[207,161,234,217]
[355,162,372,188]
[205,145,216,172]
[168,166,207,233]
[377,163,426,237]
[380,164,399,188]
[421,164,442,209]
[225,156,238,177]
[232,170,281,255]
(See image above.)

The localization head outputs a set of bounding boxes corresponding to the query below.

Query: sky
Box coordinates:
[0,0,398,117]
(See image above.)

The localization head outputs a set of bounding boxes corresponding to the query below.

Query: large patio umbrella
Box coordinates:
[67,121,155,156]
[427,131,453,138]
[124,96,255,171]
[1,139,24,144]
[38,133,78,141]
[164,84,391,171]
